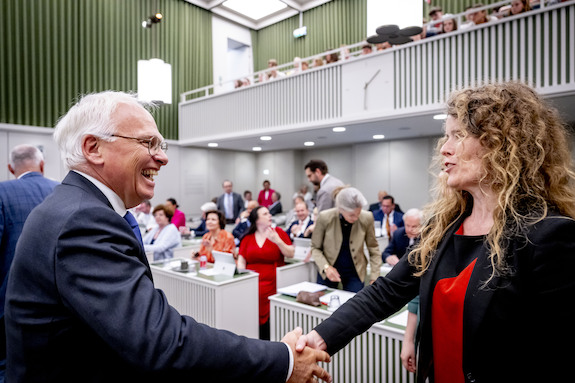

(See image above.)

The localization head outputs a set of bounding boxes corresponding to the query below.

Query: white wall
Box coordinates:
[211,15,253,94]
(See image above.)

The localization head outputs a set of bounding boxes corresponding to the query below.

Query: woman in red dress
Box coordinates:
[237,206,294,340]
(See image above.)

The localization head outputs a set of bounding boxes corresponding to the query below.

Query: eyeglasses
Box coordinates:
[110,134,168,155]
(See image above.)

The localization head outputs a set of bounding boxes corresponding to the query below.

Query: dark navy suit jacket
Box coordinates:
[5,171,289,382]
[0,172,58,318]
[372,209,404,230]
[381,227,411,262]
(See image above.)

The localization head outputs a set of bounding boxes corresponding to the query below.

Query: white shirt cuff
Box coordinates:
[284,343,294,381]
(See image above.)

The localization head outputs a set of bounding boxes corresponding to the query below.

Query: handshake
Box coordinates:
[281,327,331,383]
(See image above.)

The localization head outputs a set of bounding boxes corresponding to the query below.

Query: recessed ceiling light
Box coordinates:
[433,114,448,120]
[373,134,385,140]
[260,136,272,141]
[332,127,346,132]
[304,141,315,147]
[252,146,262,151]
[263,169,270,175]
[208,142,218,147]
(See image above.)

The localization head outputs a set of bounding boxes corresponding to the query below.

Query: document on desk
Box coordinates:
[319,290,355,306]
[277,281,327,297]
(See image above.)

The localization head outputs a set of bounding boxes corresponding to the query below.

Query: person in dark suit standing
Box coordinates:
[294,82,575,382]
[381,208,422,266]
[216,179,245,224]
[0,144,59,381]
[5,91,330,382]
[268,191,283,216]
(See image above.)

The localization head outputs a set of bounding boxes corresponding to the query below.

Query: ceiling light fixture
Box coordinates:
[373,134,385,140]
[260,136,272,141]
[433,114,448,120]
[332,127,346,132]
[252,146,262,151]
[208,142,218,147]
[304,141,315,147]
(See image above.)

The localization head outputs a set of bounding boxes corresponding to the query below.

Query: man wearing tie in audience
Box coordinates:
[287,202,314,239]
[4,91,331,382]
[216,179,244,224]
[381,208,422,266]
[373,195,404,239]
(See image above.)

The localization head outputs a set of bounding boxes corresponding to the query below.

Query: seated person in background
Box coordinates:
[469,3,499,26]
[373,195,404,239]
[426,6,444,37]
[257,180,275,207]
[368,190,388,212]
[287,202,314,239]
[233,200,258,246]
[442,14,458,33]
[508,0,531,16]
[361,44,372,55]
[311,186,381,293]
[284,194,305,228]
[259,59,286,82]
[192,210,235,263]
[179,202,217,237]
[133,199,158,235]
[381,208,422,266]
[143,204,182,261]
[243,189,253,209]
[268,191,283,216]
[165,197,187,229]
[325,51,339,64]
[293,184,314,211]
[238,206,294,340]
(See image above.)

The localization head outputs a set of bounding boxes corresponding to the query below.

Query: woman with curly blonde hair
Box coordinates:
[296,82,575,382]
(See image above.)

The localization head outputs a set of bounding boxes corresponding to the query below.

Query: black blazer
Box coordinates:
[315,210,575,382]
[216,192,244,220]
[5,171,289,382]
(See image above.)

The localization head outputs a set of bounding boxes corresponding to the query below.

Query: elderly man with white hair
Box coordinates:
[5,91,330,382]
[311,186,381,293]
[381,208,423,266]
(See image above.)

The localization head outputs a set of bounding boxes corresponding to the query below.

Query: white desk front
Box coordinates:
[270,290,414,383]
[150,258,259,338]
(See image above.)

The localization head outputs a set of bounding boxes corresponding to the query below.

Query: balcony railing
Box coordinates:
[179,1,575,143]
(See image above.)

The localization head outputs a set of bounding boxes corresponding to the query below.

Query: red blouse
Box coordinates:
[239,227,290,325]
[431,224,481,382]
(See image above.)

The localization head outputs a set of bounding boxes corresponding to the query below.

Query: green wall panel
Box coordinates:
[0,0,213,140]
[252,0,367,71]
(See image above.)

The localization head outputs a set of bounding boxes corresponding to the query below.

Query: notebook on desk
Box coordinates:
[199,251,236,277]
[293,237,312,261]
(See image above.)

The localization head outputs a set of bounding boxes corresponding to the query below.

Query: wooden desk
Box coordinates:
[150,258,259,338]
[270,290,414,383]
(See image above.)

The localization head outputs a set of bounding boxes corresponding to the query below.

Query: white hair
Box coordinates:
[403,208,423,221]
[335,187,367,212]
[9,144,44,168]
[53,91,152,170]
[201,202,217,212]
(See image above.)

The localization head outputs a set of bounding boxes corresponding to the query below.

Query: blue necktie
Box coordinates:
[124,211,144,247]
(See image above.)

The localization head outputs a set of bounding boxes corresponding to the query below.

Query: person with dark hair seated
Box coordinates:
[192,210,235,263]
[143,204,182,261]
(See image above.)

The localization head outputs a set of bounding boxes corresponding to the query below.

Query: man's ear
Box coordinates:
[82,135,105,165]
[8,164,15,176]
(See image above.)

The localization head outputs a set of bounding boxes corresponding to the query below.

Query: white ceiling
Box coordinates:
[184,0,333,29]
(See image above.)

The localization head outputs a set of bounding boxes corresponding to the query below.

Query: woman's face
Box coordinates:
[154,210,170,227]
[443,19,455,33]
[511,0,524,14]
[256,208,273,228]
[440,116,487,193]
[205,213,220,232]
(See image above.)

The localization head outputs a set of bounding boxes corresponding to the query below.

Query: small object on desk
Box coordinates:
[320,290,355,307]
[199,255,207,269]
[277,281,327,297]
[180,260,189,271]
[296,290,325,307]
[327,294,341,312]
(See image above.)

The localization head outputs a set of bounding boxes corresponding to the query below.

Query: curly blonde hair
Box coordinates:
[410,82,575,280]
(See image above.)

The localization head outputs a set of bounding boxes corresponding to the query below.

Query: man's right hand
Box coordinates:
[283,328,331,383]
